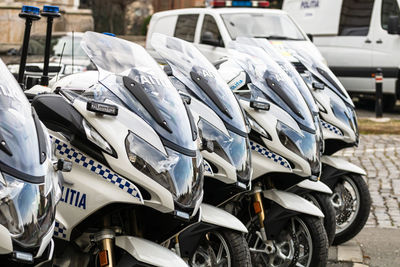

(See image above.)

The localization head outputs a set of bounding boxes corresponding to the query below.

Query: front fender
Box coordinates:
[263,189,324,218]
[322,155,366,176]
[115,236,188,267]
[291,180,333,195]
[201,203,248,233]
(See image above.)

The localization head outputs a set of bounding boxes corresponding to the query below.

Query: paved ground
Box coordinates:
[328,134,400,267]
[335,135,400,229]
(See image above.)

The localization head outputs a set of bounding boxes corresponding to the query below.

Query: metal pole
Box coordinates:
[17,19,33,85]
[17,6,41,88]
[40,17,53,86]
[40,6,61,86]
[375,68,383,118]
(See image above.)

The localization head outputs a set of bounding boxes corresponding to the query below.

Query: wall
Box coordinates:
[0,1,93,52]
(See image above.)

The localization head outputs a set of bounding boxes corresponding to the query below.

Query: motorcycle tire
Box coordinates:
[332,174,371,245]
[191,229,251,267]
[304,192,336,246]
[247,214,328,267]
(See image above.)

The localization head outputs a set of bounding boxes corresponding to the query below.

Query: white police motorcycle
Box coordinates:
[217,43,329,267]
[151,33,252,208]
[0,58,60,266]
[31,32,250,267]
[231,37,337,245]
[276,42,371,245]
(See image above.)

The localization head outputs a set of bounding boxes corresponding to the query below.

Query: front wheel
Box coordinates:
[247,215,328,267]
[331,174,371,245]
[191,230,251,267]
[304,192,336,246]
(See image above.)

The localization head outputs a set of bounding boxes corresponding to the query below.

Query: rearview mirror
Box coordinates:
[201,31,223,47]
[388,15,399,34]
[306,33,314,42]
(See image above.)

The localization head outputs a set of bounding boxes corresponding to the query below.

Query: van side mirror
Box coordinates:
[201,31,223,47]
[388,15,400,35]
[306,33,314,42]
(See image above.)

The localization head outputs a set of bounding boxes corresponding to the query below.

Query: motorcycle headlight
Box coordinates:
[0,172,55,247]
[198,119,251,182]
[276,120,304,158]
[83,119,114,155]
[125,131,203,207]
[247,115,271,140]
[276,121,321,176]
[0,172,24,237]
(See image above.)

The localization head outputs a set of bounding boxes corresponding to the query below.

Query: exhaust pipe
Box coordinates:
[40,5,61,86]
[17,6,41,88]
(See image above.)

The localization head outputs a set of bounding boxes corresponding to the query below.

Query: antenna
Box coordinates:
[56,42,66,82]
[17,6,41,88]
[40,5,61,86]
[72,30,74,74]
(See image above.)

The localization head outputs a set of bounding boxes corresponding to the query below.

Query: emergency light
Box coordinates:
[209,0,270,8]
[20,5,41,19]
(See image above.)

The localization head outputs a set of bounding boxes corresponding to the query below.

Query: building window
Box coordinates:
[381,0,400,30]
[200,15,224,47]
[174,14,199,42]
[339,0,374,36]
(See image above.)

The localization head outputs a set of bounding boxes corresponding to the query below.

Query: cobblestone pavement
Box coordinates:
[335,135,400,229]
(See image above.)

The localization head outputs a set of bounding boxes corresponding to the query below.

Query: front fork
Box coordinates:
[93,216,116,267]
[252,184,275,254]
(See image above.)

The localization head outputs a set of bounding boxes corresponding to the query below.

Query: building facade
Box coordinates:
[0,0,93,51]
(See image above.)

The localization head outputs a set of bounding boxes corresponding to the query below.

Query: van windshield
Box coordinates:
[221,13,306,41]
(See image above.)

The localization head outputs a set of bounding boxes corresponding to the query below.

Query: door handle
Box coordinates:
[376,39,383,44]
[365,39,372,43]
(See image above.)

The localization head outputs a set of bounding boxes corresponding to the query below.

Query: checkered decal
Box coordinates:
[51,136,143,202]
[321,120,343,136]
[203,160,213,176]
[250,141,291,169]
[54,221,67,239]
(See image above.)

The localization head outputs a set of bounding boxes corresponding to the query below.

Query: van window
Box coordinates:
[339,0,374,36]
[174,14,199,42]
[200,15,224,47]
[381,0,400,30]
[221,13,305,41]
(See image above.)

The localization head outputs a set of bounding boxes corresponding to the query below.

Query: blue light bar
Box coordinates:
[103,32,116,37]
[21,5,40,16]
[232,1,252,6]
[43,5,60,13]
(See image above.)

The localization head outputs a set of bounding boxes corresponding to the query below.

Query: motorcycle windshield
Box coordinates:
[0,59,56,248]
[151,33,247,135]
[278,42,353,107]
[81,31,196,152]
[0,60,46,178]
[236,37,319,114]
[228,42,316,133]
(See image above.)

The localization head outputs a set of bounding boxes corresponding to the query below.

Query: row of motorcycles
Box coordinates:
[0,5,371,267]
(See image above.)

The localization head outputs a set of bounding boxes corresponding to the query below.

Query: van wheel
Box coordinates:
[191,230,251,267]
[304,192,336,246]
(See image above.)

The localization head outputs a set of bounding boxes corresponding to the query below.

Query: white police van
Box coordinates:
[146,0,324,64]
[283,0,400,109]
